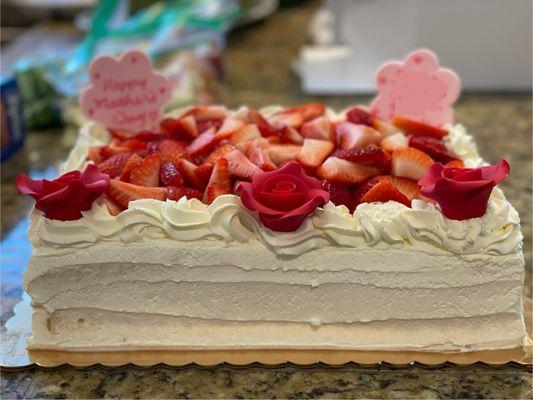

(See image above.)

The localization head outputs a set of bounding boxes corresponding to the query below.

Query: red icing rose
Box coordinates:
[418,159,509,220]
[236,161,330,232]
[16,164,110,221]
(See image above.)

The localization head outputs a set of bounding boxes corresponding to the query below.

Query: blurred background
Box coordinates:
[1,0,532,330]
[0,1,532,396]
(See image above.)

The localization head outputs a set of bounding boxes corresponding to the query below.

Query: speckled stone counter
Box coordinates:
[1,1,532,399]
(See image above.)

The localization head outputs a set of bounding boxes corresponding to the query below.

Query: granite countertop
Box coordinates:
[1,1,532,399]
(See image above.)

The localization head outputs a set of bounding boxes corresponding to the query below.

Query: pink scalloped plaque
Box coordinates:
[370,49,461,126]
[80,50,172,132]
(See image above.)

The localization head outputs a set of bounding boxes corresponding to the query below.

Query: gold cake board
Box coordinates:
[2,295,532,369]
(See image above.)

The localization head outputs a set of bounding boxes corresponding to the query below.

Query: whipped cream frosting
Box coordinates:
[29,115,523,258]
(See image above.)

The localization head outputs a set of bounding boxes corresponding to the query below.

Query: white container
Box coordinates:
[299,0,532,93]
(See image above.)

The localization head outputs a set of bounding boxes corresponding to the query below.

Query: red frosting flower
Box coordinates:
[418,159,509,220]
[16,164,110,221]
[236,161,330,232]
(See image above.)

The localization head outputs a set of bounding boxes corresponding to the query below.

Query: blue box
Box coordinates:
[1,76,25,162]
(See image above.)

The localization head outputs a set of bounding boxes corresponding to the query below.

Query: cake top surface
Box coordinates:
[17,49,522,257]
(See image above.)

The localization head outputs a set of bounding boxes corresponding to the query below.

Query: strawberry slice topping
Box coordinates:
[332,144,391,172]
[335,122,382,149]
[159,162,184,187]
[392,115,448,139]
[391,147,435,180]
[130,155,161,187]
[246,142,276,171]
[317,157,381,184]
[225,149,261,180]
[300,116,335,142]
[177,159,204,190]
[107,180,166,209]
[408,135,458,163]
[186,127,219,158]
[203,158,232,204]
[119,153,143,181]
[297,139,334,170]
[160,116,198,141]
[97,152,132,178]
[346,106,372,126]
[165,186,202,201]
[359,179,411,207]
[321,181,354,212]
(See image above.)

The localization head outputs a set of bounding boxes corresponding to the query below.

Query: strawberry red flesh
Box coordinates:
[159,162,184,187]
[358,179,411,207]
[392,115,448,139]
[165,186,202,201]
[97,152,132,178]
[130,155,161,187]
[106,180,166,209]
[408,136,458,163]
[321,181,354,212]
[333,144,391,171]
[346,106,372,126]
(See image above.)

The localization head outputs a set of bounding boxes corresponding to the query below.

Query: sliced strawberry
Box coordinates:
[332,145,390,171]
[215,117,246,140]
[177,158,204,189]
[160,116,198,141]
[336,122,382,149]
[228,124,262,148]
[225,149,261,180]
[130,130,162,142]
[195,164,214,188]
[300,116,335,142]
[445,159,465,168]
[196,119,223,134]
[203,158,232,204]
[380,132,408,152]
[359,179,410,207]
[317,157,381,184]
[408,136,457,163]
[119,153,143,181]
[121,138,147,151]
[130,155,161,187]
[183,105,228,122]
[106,180,166,209]
[320,181,354,212]
[108,128,132,140]
[280,126,304,144]
[201,144,237,167]
[297,139,334,169]
[238,108,279,137]
[186,127,219,158]
[100,145,131,160]
[165,186,203,201]
[157,139,188,165]
[246,142,276,171]
[101,195,123,215]
[371,116,399,136]
[88,146,105,164]
[291,103,326,121]
[159,162,184,187]
[267,144,302,166]
[388,176,420,200]
[346,106,372,126]
[391,148,435,180]
[392,115,448,139]
[97,152,132,178]
[268,109,304,130]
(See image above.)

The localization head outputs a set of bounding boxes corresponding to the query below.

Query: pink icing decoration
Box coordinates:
[80,50,172,132]
[370,49,461,126]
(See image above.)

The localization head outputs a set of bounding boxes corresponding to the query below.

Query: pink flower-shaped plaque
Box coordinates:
[80,50,172,132]
[370,49,461,126]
